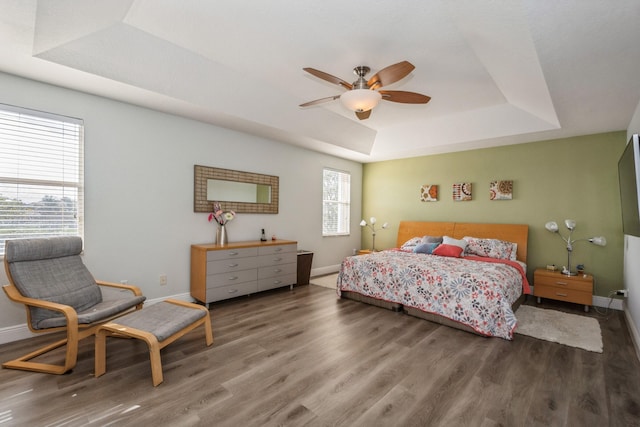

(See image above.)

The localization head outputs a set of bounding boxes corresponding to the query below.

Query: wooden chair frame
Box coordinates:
[95,299,213,386]
[3,257,144,375]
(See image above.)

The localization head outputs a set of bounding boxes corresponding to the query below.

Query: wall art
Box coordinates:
[490,180,513,200]
[453,183,472,201]
[420,184,438,202]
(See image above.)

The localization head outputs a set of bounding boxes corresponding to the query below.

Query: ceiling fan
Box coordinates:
[299,61,431,120]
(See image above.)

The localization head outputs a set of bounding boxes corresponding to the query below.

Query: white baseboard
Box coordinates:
[310,265,341,278]
[0,292,194,345]
[624,303,640,362]
[527,286,624,311]
[0,324,38,345]
[0,289,628,346]
[592,294,624,311]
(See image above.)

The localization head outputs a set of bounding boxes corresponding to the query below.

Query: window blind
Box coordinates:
[322,168,350,236]
[0,104,84,256]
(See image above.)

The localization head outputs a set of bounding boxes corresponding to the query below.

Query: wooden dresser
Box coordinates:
[533,268,594,312]
[191,240,297,306]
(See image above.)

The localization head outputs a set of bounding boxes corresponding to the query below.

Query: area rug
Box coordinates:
[515,305,603,353]
[310,273,338,289]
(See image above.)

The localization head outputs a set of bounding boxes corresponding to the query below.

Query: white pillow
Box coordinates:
[401,237,422,251]
[443,236,467,255]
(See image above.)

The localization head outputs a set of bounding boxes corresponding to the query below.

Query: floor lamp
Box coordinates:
[544,219,606,276]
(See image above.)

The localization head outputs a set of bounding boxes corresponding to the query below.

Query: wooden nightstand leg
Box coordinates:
[584,305,589,313]
[536,296,541,304]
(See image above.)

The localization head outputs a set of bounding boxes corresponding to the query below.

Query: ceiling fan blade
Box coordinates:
[355,110,372,120]
[379,90,431,104]
[367,61,415,89]
[299,95,341,107]
[303,68,353,90]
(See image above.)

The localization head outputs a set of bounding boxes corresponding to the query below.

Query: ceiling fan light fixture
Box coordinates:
[340,89,381,112]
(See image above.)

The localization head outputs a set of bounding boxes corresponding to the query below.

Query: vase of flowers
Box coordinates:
[208,202,236,245]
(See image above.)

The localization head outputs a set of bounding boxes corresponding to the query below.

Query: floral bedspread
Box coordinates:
[337,250,529,339]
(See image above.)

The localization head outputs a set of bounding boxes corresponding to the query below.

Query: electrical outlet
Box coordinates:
[159,274,167,286]
[616,289,628,298]
[120,279,128,285]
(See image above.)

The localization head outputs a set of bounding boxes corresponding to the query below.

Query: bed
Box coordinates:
[337,221,530,339]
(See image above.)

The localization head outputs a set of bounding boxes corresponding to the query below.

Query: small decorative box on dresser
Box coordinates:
[191,240,297,306]
[533,268,594,312]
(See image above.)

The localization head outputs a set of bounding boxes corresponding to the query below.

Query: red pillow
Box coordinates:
[432,244,463,258]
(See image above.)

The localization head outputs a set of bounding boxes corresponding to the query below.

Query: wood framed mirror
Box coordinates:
[194,165,279,214]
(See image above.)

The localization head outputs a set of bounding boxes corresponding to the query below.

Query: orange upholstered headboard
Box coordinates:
[396,221,528,262]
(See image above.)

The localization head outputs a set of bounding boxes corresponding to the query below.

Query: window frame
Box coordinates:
[322,167,351,237]
[0,103,84,257]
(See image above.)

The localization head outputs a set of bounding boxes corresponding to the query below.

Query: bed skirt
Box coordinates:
[340,291,403,312]
[340,292,526,336]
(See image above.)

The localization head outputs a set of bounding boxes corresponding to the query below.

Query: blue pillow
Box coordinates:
[413,242,439,254]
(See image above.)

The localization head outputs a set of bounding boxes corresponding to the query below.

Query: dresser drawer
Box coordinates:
[258,244,297,256]
[206,269,257,288]
[534,285,592,305]
[207,257,259,274]
[258,262,297,279]
[258,273,296,292]
[258,252,296,267]
[206,281,258,302]
[206,247,258,261]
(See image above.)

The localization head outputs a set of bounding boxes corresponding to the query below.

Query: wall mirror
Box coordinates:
[194,165,279,214]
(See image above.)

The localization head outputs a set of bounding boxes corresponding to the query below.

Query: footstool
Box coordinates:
[94,299,213,386]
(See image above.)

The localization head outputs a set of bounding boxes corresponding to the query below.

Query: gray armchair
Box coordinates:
[2,236,145,374]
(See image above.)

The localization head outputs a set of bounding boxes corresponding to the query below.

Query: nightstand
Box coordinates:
[533,268,593,312]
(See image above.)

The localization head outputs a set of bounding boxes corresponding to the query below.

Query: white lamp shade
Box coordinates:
[360,219,367,227]
[340,89,382,112]
[382,222,389,229]
[545,221,559,232]
[564,219,576,230]
[370,217,376,225]
[589,236,607,246]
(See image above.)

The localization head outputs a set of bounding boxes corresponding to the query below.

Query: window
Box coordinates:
[322,168,350,236]
[0,104,84,256]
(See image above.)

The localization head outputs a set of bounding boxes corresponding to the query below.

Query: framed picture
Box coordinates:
[490,180,513,200]
[421,184,438,202]
[453,183,472,201]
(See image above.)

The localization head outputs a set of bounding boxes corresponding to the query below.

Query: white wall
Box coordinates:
[626,101,640,360]
[0,72,362,342]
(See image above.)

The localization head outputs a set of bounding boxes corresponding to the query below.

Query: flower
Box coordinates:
[208,202,236,226]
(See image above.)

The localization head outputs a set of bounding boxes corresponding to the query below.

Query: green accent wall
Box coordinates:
[362,131,627,296]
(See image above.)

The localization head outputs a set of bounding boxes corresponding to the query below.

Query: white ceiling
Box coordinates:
[1,0,639,162]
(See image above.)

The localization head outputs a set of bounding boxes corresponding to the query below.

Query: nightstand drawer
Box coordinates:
[533,274,592,292]
[534,285,592,305]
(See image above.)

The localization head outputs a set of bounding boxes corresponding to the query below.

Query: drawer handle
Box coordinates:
[274,257,283,262]
[273,280,282,284]
[555,292,568,297]
[229,251,239,256]
[274,268,282,273]
[228,289,238,294]
[228,263,239,267]
[228,276,238,281]
[274,248,282,252]
[555,281,569,286]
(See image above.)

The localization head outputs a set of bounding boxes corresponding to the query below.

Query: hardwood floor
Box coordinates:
[0,284,639,426]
